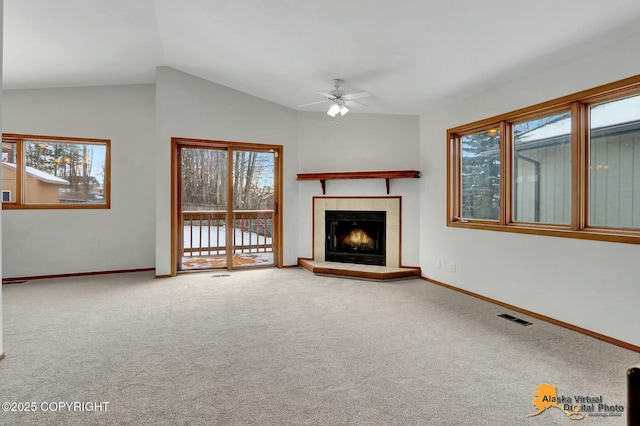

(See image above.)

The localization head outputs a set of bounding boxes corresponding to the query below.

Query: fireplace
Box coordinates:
[302,197,419,280]
[313,197,400,267]
[325,210,386,266]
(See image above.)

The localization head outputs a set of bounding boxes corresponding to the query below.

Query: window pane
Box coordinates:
[24,141,107,205]
[589,95,640,228]
[2,142,17,202]
[512,112,571,224]
[181,148,227,211]
[461,129,500,220]
[231,151,274,210]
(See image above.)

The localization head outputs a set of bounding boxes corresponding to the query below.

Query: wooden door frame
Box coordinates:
[170,137,283,276]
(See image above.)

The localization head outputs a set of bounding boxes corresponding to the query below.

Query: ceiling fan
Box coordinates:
[298,79,370,117]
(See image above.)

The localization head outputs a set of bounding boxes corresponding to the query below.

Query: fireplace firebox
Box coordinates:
[325,210,386,266]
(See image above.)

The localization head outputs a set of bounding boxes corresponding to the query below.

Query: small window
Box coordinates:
[2,190,10,202]
[2,134,110,209]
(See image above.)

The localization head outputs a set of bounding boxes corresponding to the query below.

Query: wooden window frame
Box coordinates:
[447,74,640,244]
[2,133,111,210]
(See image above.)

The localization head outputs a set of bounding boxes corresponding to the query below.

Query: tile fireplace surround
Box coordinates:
[313,196,401,267]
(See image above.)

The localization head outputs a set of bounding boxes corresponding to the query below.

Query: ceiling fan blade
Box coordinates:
[343,91,370,100]
[345,100,369,108]
[317,91,337,99]
[297,100,330,107]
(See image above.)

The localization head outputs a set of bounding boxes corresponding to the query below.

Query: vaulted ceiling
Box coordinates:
[4,1,640,114]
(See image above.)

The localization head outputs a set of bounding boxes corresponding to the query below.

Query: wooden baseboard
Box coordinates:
[280,264,299,268]
[421,276,640,354]
[3,268,155,283]
[400,264,421,270]
[155,274,172,279]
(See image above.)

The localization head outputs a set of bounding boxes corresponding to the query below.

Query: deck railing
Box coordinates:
[182,210,273,256]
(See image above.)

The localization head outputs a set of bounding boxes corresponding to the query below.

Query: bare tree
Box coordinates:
[242,152,257,207]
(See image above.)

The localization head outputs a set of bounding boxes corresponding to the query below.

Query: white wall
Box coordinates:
[2,85,156,278]
[154,67,299,275]
[296,112,421,266]
[420,32,640,347]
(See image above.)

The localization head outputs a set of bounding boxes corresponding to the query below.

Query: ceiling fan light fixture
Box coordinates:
[327,102,341,117]
[339,104,349,116]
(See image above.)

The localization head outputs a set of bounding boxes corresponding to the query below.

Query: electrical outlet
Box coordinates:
[450,262,456,273]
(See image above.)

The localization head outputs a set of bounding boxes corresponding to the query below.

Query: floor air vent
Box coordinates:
[212,274,231,278]
[498,313,533,326]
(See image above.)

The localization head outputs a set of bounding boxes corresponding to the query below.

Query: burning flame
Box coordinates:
[343,228,374,249]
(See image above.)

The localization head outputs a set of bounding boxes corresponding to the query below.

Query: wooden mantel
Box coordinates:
[296,170,420,194]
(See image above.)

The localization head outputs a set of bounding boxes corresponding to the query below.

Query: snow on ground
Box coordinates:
[183,225,272,255]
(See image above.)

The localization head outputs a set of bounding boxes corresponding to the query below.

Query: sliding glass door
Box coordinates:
[180,147,229,269]
[174,140,280,273]
[230,150,276,268]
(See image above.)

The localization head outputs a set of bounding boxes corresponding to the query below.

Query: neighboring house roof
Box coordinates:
[518,96,640,143]
[2,162,70,185]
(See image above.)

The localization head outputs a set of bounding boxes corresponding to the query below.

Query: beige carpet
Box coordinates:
[0,268,637,425]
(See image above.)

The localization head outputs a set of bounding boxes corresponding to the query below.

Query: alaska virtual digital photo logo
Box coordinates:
[528,383,624,420]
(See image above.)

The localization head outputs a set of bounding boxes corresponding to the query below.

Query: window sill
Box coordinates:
[2,203,110,210]
[447,220,640,244]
